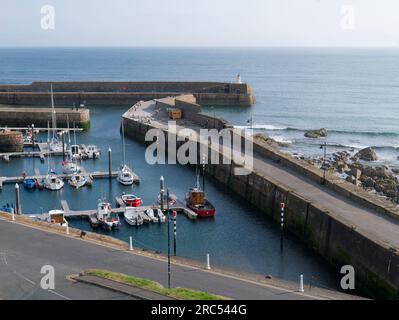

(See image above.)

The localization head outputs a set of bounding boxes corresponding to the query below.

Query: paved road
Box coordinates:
[0,219,322,300]
[249,153,399,248]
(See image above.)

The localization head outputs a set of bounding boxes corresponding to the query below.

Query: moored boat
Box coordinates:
[68,173,87,189]
[96,200,120,231]
[44,172,64,191]
[23,178,37,190]
[117,165,134,185]
[120,194,142,207]
[185,171,215,217]
[124,207,144,226]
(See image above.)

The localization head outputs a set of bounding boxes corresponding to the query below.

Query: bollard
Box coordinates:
[299,274,304,292]
[129,236,133,251]
[206,253,211,270]
[15,183,21,215]
[11,208,15,221]
[108,148,112,178]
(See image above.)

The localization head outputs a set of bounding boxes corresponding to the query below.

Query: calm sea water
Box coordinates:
[2,47,397,289]
[0,47,397,165]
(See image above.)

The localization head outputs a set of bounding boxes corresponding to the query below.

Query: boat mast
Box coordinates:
[50,84,56,141]
[121,117,126,166]
[47,120,51,174]
[202,155,206,192]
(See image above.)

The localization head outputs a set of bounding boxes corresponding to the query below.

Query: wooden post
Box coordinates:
[108,148,112,179]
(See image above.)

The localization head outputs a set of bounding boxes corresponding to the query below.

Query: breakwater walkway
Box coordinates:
[122,96,399,299]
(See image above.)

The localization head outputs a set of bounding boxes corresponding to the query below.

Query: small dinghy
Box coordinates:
[154,208,166,223]
[23,178,37,190]
[124,207,144,226]
[145,208,159,223]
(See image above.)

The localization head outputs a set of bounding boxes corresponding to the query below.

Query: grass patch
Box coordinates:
[85,269,228,300]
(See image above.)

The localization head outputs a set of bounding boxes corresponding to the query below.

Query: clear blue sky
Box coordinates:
[0,0,398,47]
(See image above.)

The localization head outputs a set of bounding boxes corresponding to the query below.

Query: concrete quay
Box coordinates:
[122,96,399,299]
[0,81,256,107]
[0,107,90,129]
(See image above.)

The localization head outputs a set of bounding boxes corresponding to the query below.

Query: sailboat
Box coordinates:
[48,84,67,153]
[62,118,80,174]
[44,121,64,191]
[117,118,134,186]
[67,122,87,189]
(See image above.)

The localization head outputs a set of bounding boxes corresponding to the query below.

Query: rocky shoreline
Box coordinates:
[254,132,399,204]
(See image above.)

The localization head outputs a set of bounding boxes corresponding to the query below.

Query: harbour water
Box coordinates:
[2,46,396,289]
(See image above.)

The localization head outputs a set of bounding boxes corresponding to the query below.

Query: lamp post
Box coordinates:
[166,188,171,289]
[320,141,327,184]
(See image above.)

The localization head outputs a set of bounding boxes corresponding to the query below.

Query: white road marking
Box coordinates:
[13,271,36,286]
[48,289,71,300]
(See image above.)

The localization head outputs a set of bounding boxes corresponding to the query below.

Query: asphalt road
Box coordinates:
[0,218,317,300]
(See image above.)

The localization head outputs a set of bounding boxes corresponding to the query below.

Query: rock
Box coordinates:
[304,128,328,139]
[362,177,375,188]
[392,168,399,175]
[354,147,378,161]
[254,134,290,148]
[346,175,357,185]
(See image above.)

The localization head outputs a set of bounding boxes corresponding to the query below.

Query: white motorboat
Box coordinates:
[117,118,135,186]
[145,208,159,223]
[68,173,87,189]
[154,208,166,223]
[83,144,100,159]
[117,164,134,185]
[96,201,120,231]
[124,207,144,226]
[71,144,84,160]
[44,173,64,191]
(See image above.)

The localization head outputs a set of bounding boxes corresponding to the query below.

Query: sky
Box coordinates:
[0,0,398,47]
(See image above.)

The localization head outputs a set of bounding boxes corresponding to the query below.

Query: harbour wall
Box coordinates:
[0,107,90,129]
[122,111,399,299]
[0,81,255,107]
[0,131,23,152]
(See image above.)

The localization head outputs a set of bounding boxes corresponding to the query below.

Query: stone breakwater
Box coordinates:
[0,81,256,107]
[0,107,90,130]
[123,95,399,299]
[0,130,23,152]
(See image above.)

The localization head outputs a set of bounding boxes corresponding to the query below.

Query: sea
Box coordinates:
[1,47,398,290]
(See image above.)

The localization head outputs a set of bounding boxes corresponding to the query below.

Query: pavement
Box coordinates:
[0,217,360,300]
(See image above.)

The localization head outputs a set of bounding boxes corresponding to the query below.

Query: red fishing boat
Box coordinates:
[185,170,215,217]
[120,194,142,207]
